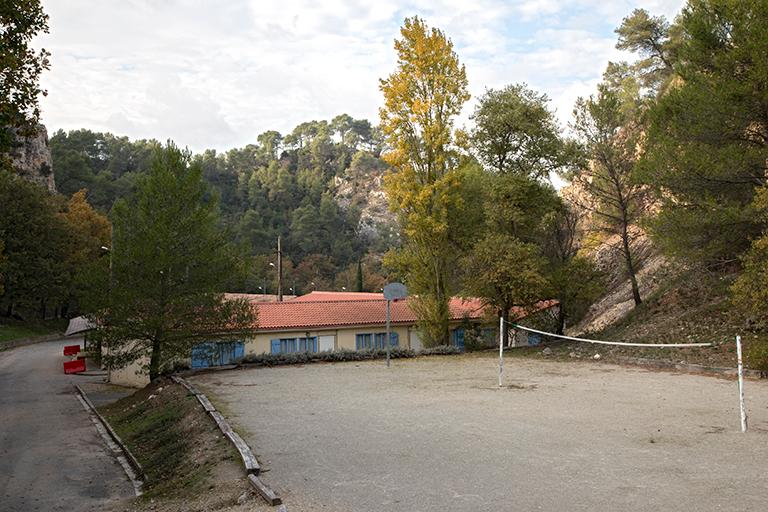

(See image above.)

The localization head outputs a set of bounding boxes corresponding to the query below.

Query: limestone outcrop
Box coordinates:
[8,125,55,193]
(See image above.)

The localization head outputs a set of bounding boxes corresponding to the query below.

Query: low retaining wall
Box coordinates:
[614,356,764,379]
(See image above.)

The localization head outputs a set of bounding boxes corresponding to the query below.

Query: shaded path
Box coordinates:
[0,339,134,511]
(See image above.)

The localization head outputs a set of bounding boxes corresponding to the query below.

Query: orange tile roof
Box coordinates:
[288,291,384,302]
[224,293,296,303]
[252,292,557,331]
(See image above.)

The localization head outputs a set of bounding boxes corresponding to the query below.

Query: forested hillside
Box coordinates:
[50,115,396,294]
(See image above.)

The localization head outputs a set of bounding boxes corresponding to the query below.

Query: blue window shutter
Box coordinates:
[270,339,280,354]
[355,334,362,350]
[390,332,399,346]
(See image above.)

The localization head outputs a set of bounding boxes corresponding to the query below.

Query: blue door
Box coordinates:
[452,328,465,351]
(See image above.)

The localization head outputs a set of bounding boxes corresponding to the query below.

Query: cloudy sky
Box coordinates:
[38,0,684,153]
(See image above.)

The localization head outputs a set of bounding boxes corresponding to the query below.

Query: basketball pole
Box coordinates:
[386,299,391,368]
[498,316,504,388]
[736,335,748,432]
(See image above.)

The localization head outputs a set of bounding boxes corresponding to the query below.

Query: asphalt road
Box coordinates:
[195,355,768,512]
[0,339,134,512]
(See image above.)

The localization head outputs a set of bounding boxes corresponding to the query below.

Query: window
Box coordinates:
[356,332,399,350]
[270,337,317,354]
[355,333,373,350]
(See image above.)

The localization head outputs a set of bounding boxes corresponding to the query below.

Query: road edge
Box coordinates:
[74,384,144,496]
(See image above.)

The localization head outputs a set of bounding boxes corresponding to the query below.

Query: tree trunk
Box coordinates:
[148,338,162,381]
[621,226,642,306]
[555,305,566,335]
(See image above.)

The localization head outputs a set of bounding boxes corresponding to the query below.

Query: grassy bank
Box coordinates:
[516,267,768,372]
[0,318,66,345]
[99,379,257,510]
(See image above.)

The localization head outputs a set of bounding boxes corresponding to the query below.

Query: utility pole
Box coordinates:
[277,235,283,302]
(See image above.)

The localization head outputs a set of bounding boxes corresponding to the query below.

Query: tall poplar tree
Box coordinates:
[379,17,469,346]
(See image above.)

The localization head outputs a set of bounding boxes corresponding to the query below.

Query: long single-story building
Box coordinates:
[198,291,557,366]
[69,291,558,387]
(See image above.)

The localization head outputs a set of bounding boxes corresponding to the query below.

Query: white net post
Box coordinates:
[736,335,748,433]
[498,316,504,388]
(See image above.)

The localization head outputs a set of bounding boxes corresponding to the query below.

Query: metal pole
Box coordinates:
[277,235,283,302]
[386,299,391,368]
[736,335,748,433]
[106,225,113,381]
[498,316,504,388]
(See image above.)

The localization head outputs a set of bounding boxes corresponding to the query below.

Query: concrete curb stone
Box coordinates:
[248,474,282,506]
[196,393,216,413]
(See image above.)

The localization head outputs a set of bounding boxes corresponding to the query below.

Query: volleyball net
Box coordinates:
[495,319,748,432]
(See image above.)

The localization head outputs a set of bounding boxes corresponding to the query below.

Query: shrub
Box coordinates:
[421,345,462,356]
[746,340,768,377]
[238,345,460,367]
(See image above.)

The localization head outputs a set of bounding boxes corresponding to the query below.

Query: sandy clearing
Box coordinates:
[193,354,768,512]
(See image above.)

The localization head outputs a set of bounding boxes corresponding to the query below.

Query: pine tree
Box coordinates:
[84,143,256,380]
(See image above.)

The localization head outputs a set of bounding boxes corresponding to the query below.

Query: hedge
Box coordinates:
[238,346,461,367]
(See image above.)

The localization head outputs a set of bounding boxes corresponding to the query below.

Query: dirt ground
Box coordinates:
[193,353,768,512]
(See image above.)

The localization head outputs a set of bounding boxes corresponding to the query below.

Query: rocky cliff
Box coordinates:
[8,125,55,192]
[334,167,395,243]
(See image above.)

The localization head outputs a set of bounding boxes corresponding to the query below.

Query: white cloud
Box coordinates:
[37,0,685,152]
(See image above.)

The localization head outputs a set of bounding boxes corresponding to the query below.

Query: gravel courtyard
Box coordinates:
[193,354,768,511]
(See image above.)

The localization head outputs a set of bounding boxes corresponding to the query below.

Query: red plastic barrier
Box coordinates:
[63,344,80,356]
[63,359,86,374]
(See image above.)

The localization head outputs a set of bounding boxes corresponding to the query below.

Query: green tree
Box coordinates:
[0,170,67,318]
[571,84,646,306]
[0,0,50,164]
[379,16,469,346]
[731,187,768,318]
[462,170,560,344]
[637,0,768,265]
[0,240,5,297]
[484,173,560,243]
[470,84,571,179]
[614,8,679,93]
[542,204,605,334]
[84,143,256,380]
[355,260,364,292]
[257,130,282,160]
[462,233,549,346]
